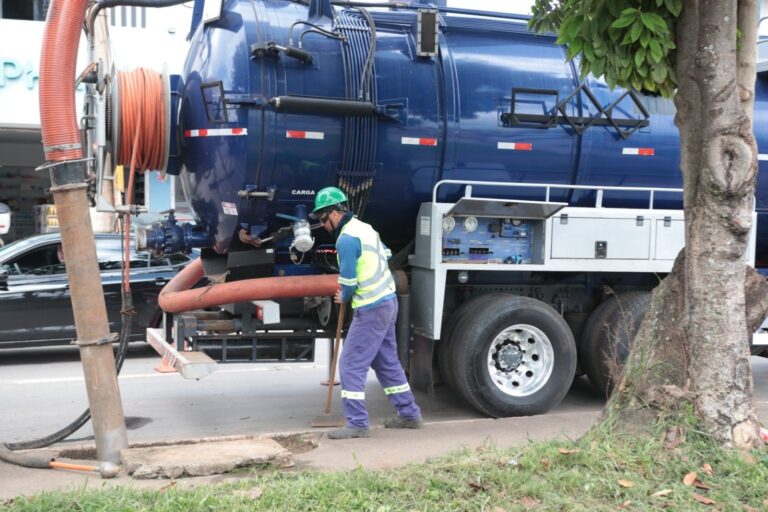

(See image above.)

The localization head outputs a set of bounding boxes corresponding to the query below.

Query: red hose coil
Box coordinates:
[159,259,340,313]
[40,0,88,162]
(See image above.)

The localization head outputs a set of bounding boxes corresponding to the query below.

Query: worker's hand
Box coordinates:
[334,288,343,304]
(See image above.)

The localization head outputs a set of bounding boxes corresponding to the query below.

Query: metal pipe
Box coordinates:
[52,184,129,464]
[396,292,411,370]
[40,0,128,464]
[269,96,376,116]
[159,258,339,313]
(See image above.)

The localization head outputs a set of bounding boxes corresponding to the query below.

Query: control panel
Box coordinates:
[441,216,543,264]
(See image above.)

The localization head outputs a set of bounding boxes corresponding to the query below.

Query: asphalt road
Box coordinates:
[0,340,607,447]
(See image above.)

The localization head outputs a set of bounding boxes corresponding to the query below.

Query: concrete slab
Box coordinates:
[122,438,293,479]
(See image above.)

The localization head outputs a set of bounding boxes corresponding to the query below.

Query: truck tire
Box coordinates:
[448,295,577,417]
[581,292,650,397]
[438,294,511,393]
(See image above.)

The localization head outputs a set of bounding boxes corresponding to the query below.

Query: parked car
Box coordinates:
[0,233,196,349]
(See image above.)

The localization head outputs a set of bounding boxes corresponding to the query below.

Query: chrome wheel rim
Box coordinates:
[486,324,555,397]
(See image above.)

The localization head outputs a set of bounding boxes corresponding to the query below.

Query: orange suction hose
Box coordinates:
[159,259,339,313]
[40,0,89,161]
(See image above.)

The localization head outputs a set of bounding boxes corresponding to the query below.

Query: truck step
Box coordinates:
[146,328,218,379]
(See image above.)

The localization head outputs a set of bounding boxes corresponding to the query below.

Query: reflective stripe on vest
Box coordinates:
[337,217,396,308]
[383,383,411,395]
[341,390,365,400]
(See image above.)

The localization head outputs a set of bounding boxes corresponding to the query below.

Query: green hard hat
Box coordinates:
[311,186,348,215]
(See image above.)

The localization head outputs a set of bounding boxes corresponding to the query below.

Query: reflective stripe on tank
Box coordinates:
[383,383,411,395]
[341,390,365,400]
[185,128,248,137]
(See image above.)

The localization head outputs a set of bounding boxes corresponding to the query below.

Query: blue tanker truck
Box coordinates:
[86,0,768,416]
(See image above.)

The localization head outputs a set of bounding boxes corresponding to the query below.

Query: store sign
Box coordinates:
[1,59,39,89]
[0,20,86,128]
[0,17,189,129]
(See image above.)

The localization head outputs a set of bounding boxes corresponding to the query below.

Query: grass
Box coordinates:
[4,419,768,512]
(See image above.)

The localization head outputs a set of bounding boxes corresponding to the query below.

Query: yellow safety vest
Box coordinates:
[337,217,396,309]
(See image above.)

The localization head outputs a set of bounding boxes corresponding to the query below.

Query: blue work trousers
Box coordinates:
[339,298,421,428]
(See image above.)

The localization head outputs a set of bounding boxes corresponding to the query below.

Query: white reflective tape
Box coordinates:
[286,130,325,140]
[184,128,247,137]
[497,142,533,151]
[383,383,411,395]
[758,154,768,161]
[402,137,438,146]
[622,147,655,156]
[341,390,365,400]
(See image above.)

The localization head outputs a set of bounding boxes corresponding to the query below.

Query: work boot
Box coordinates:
[383,414,423,429]
[326,426,370,439]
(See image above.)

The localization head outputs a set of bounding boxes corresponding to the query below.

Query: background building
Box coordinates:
[0,1,191,241]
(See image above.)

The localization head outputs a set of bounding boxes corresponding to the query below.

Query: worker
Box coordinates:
[311,186,423,439]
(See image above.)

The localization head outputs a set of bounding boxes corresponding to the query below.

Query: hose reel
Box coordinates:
[109,65,171,175]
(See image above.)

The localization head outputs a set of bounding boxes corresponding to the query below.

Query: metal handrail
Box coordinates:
[432,179,684,210]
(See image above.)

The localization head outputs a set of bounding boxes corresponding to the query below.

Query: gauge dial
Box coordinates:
[511,219,523,227]
[442,216,456,232]
[463,216,478,232]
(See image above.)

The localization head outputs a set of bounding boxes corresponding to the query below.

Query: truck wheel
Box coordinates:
[438,294,511,393]
[581,292,650,397]
[449,295,577,417]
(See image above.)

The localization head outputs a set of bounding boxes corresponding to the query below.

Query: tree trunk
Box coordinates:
[607,0,765,449]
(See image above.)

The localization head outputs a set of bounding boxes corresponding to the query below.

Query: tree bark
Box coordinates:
[608,0,765,449]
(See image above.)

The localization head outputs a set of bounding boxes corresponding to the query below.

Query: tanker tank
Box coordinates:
[142,0,768,271]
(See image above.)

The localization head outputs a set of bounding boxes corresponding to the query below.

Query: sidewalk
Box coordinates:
[0,409,599,501]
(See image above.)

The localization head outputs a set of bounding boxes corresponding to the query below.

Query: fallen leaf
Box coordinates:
[540,457,549,469]
[651,489,673,497]
[493,507,507,512]
[469,481,487,493]
[558,448,581,455]
[519,496,539,509]
[701,463,713,476]
[159,481,177,493]
[692,479,710,490]
[616,500,632,509]
[233,488,263,500]
[618,479,635,488]
[683,471,697,486]
[693,493,715,505]
[666,438,683,449]
[742,453,756,464]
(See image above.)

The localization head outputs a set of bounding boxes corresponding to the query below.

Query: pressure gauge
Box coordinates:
[442,216,456,233]
[511,219,523,227]
[463,216,478,232]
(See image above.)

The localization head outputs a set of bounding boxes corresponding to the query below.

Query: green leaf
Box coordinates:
[664,0,682,16]
[649,39,663,63]
[583,44,596,62]
[630,19,643,42]
[568,37,583,57]
[620,7,639,16]
[636,65,648,77]
[639,30,651,47]
[592,57,606,78]
[652,64,668,83]
[611,14,637,29]
[635,47,647,67]
[640,13,656,31]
